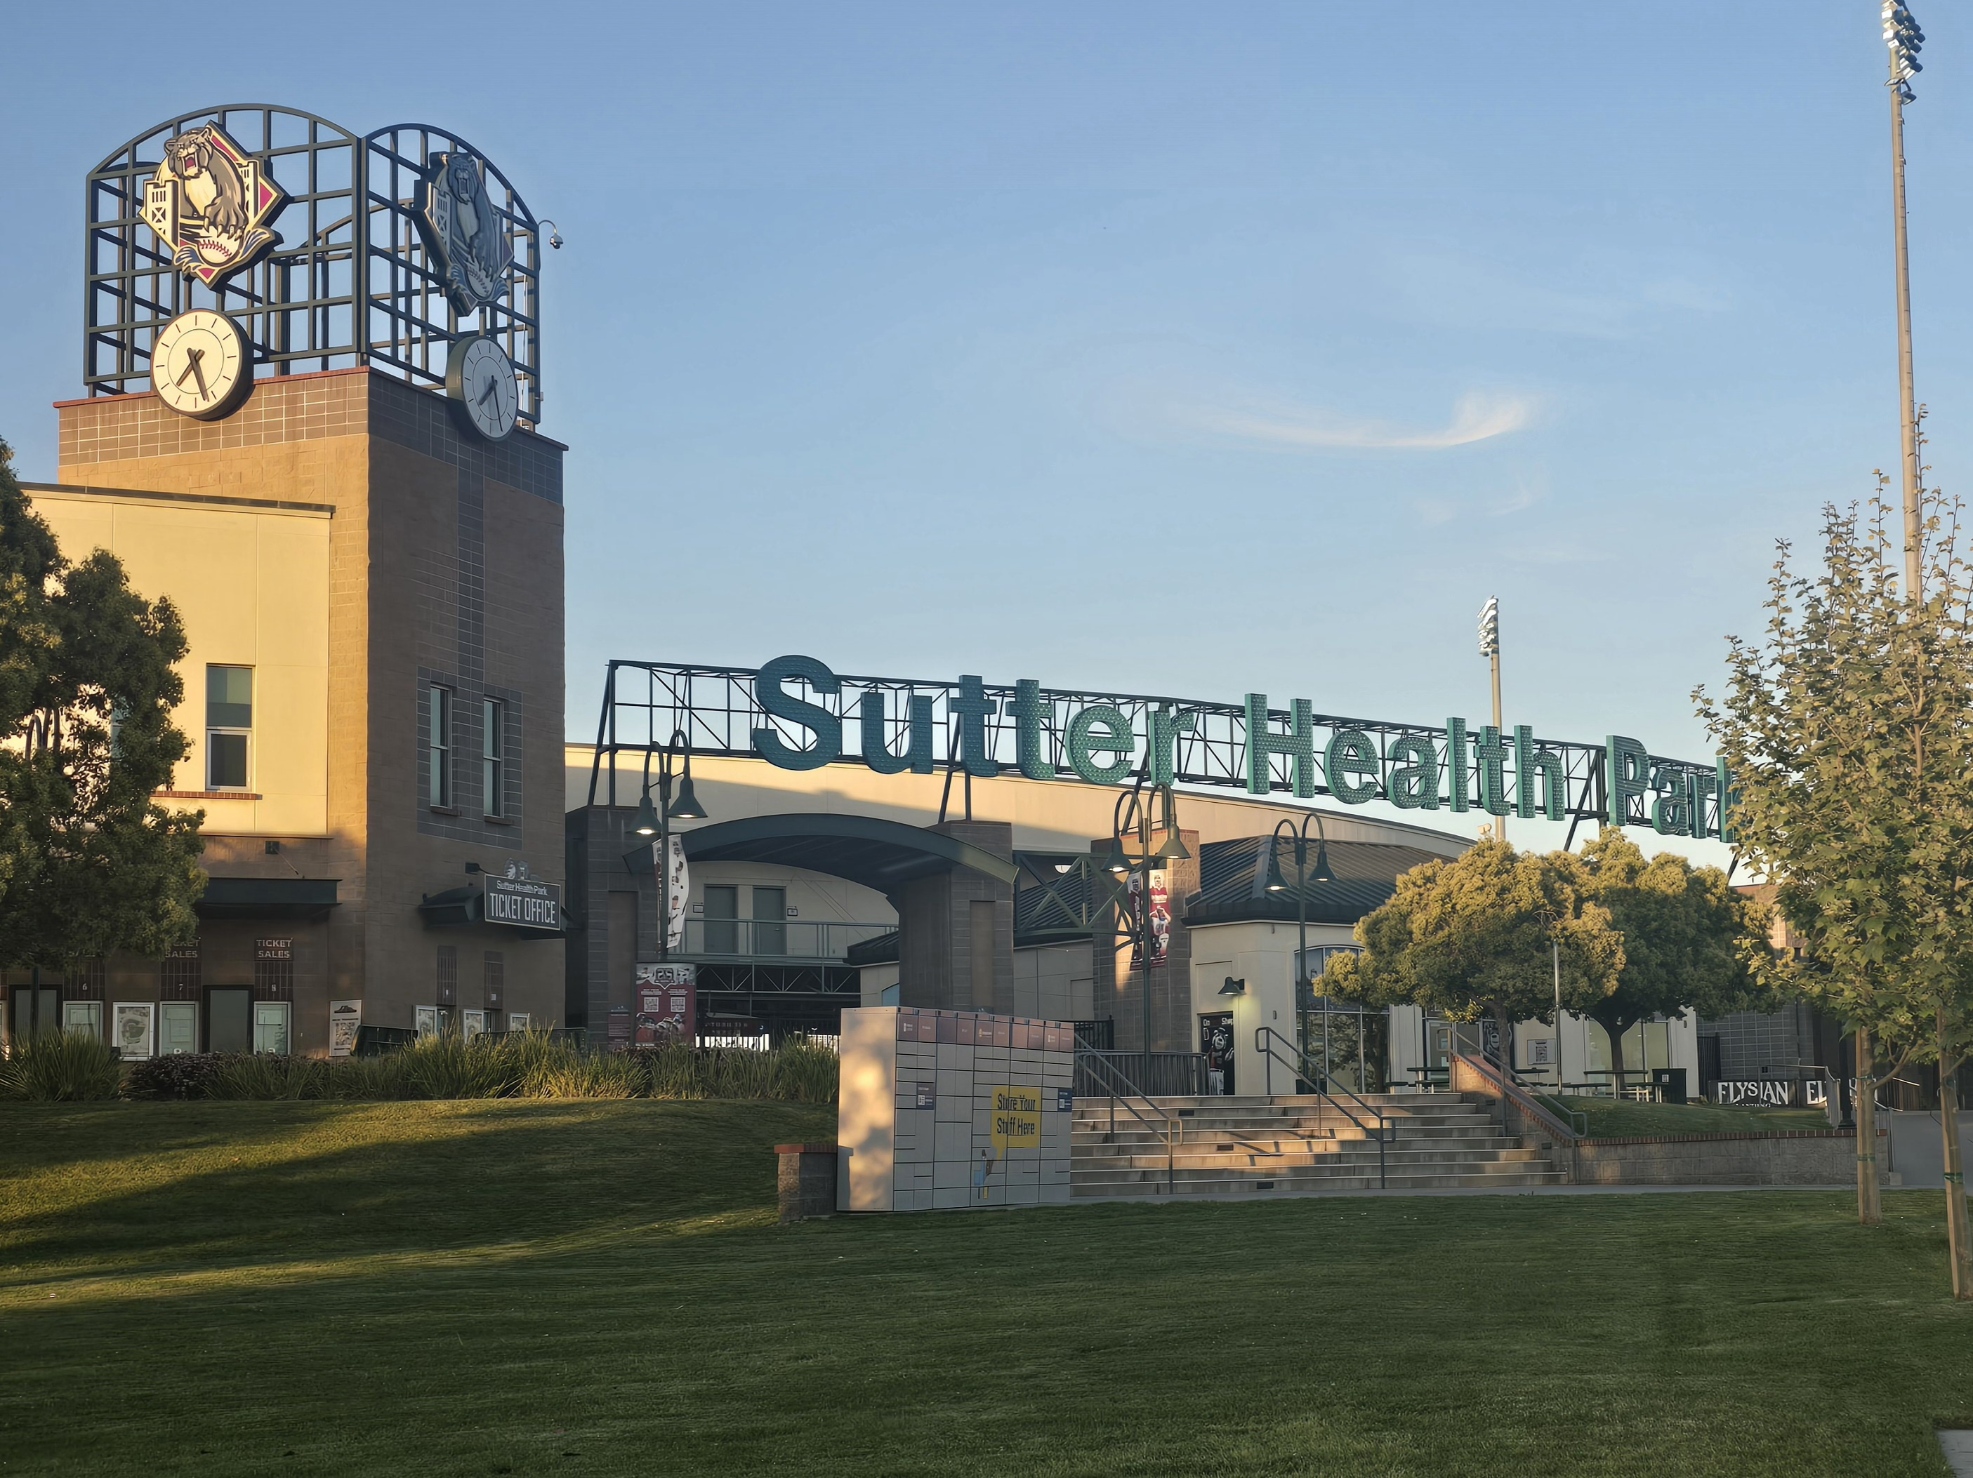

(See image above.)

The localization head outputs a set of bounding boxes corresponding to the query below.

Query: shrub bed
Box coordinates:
[32,1031,840,1104]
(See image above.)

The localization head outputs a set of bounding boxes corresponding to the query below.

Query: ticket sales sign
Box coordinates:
[482,875,562,931]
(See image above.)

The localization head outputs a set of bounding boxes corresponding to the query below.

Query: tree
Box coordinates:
[1322,838,1625,1072]
[0,437,205,997]
[1573,831,1760,1100]
[1697,486,1973,1294]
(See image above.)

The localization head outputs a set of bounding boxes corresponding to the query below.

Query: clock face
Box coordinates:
[150,310,251,420]
[446,335,519,441]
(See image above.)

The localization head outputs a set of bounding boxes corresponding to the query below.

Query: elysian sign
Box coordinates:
[714,654,1733,838]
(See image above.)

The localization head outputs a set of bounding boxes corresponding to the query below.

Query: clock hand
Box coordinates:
[175,347,208,395]
[477,376,499,409]
[189,350,211,401]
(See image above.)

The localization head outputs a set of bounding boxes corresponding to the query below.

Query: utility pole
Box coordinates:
[1478,596,1503,843]
[1886,0,1924,599]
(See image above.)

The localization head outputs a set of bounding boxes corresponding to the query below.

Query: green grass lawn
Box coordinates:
[4,1101,1972,1477]
[1553,1096,1830,1138]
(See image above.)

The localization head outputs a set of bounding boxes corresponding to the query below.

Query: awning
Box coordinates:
[673,813,1018,893]
[196,876,340,920]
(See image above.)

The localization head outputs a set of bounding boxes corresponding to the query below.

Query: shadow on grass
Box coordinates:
[3,1180,1973,1478]
[0,1099,833,1284]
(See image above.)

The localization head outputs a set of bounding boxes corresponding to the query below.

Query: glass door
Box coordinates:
[752,887,786,956]
[703,885,738,954]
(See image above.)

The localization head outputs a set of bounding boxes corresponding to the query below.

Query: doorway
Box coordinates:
[209,988,252,1054]
[1200,1012,1234,1095]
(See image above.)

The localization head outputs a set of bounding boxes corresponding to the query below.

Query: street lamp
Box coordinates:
[632,729,709,961]
[1884,0,1925,597]
[1478,595,1504,843]
[1265,812,1334,1087]
[1110,773,1187,1059]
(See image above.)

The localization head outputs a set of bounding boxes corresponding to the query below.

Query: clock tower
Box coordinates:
[16,107,567,1057]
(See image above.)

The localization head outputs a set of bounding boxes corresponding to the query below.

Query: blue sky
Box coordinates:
[2,2,1963,863]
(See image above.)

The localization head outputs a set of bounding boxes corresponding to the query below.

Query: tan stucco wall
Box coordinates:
[27,485,332,837]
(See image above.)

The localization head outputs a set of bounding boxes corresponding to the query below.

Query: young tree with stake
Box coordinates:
[1697,487,1973,1293]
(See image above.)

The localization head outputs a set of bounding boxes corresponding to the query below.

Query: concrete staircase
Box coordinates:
[1071,1092,1566,1198]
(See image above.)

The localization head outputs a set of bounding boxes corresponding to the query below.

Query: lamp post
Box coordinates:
[1263,812,1335,1087]
[1107,774,1188,1061]
[1478,596,1504,844]
[630,729,709,962]
[1884,0,1925,598]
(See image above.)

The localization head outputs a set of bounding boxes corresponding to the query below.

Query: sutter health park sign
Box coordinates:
[706,654,1733,838]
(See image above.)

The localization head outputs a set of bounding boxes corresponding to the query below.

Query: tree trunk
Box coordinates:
[1855,1026,1881,1226]
[1598,1018,1630,1100]
[1941,1011,1972,1301]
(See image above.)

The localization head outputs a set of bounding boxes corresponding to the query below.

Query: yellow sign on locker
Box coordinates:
[990,1085,1042,1149]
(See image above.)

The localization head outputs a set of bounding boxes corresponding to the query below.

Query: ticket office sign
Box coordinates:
[483,876,562,931]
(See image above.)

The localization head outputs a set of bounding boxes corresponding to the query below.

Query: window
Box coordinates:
[428,685,453,807]
[484,951,504,1011]
[253,1001,291,1055]
[207,665,253,790]
[436,945,458,1006]
[482,698,505,817]
[62,1001,103,1041]
[159,1001,198,1056]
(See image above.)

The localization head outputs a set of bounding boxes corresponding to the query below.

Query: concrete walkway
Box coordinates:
[1072,1182,1852,1204]
[1884,1110,1973,1191]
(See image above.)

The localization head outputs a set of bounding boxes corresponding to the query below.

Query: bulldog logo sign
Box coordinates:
[141,124,287,286]
[418,150,514,313]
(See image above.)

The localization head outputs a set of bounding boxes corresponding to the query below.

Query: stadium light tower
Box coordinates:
[1478,596,1504,843]
[1884,0,1925,598]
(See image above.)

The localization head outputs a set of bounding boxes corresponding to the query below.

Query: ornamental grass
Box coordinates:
[0,1030,122,1102]
[97,1030,838,1104]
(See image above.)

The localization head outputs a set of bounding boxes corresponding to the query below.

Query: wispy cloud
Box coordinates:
[1188,390,1537,452]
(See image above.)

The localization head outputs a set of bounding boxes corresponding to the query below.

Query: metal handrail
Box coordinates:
[1078,1050,1179,1194]
[1253,1027,1391,1189]
[1506,1065,1590,1139]
[1454,1052,1583,1143]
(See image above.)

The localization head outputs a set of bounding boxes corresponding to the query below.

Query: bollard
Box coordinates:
[775,1143,838,1223]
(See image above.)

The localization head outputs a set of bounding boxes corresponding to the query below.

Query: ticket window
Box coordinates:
[462,1009,486,1042]
[62,1001,104,1041]
[253,1002,291,1055]
[415,1005,455,1038]
[209,988,252,1054]
[159,1002,199,1056]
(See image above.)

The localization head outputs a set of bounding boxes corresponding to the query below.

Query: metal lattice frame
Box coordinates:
[586,659,1725,837]
[84,105,543,427]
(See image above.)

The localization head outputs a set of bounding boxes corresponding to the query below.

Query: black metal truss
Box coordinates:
[84,105,543,427]
[586,660,1722,834]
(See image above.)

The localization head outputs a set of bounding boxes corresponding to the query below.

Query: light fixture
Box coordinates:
[632,794,661,837]
[1105,837,1131,874]
[1219,976,1246,996]
[540,218,565,250]
[1262,843,1289,893]
[1312,841,1335,884]
[1156,828,1190,861]
[669,773,709,821]
[1477,595,1500,658]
